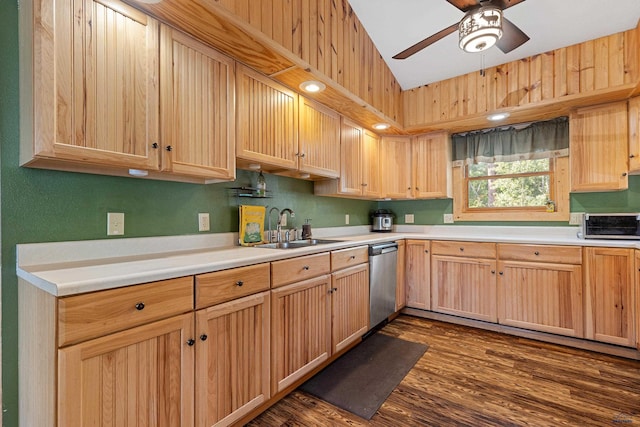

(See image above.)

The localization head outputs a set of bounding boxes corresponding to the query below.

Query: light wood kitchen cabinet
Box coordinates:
[270,275,332,394]
[160,26,236,181]
[431,241,497,322]
[381,136,413,199]
[636,250,640,351]
[236,64,298,170]
[584,247,636,347]
[314,119,381,198]
[396,239,407,311]
[58,313,195,427]
[629,97,640,172]
[195,291,270,427]
[21,0,160,171]
[331,263,370,354]
[497,244,584,338]
[405,240,431,310]
[570,101,629,192]
[296,97,341,178]
[412,131,452,198]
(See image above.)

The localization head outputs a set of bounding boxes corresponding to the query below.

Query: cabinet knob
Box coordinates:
[186,339,195,346]
[459,247,464,252]
[630,154,636,158]
[499,271,504,276]
[622,172,628,177]
[151,142,158,149]
[415,187,420,191]
[329,287,338,294]
[407,187,411,190]
[361,183,368,187]
[303,265,310,270]
[299,153,305,158]
[425,250,429,253]
[236,280,244,287]
[534,251,540,256]
[200,334,208,341]
[135,302,145,311]
[350,255,356,260]
[166,145,173,152]
[491,270,495,274]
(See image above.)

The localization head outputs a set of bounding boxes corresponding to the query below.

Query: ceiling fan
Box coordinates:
[392,0,530,59]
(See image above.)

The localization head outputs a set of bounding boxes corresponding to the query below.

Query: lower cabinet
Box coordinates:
[395,239,406,311]
[331,263,370,353]
[405,240,431,310]
[58,313,195,427]
[195,291,270,427]
[270,275,332,395]
[431,241,497,322]
[584,247,636,347]
[497,244,584,338]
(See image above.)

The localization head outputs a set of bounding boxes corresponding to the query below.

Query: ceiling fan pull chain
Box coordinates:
[480,54,486,77]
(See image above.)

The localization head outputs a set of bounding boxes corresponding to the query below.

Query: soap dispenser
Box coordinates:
[302,219,312,239]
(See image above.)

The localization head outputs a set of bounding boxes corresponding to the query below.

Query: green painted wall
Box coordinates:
[3,1,640,424]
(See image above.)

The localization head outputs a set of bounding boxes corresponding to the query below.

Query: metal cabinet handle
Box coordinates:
[459,247,464,252]
[361,183,368,187]
[350,255,356,260]
[151,142,158,149]
[491,270,495,274]
[135,302,145,311]
[166,145,173,151]
[534,251,540,256]
[425,250,429,253]
[499,271,504,276]
[622,172,628,177]
[630,154,635,158]
[303,265,310,270]
[236,280,244,287]
[186,339,195,346]
[200,334,208,341]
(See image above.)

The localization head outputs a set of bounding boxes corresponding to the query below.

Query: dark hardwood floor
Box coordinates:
[248,315,640,426]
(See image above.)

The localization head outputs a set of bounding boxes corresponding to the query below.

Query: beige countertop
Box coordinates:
[17,225,640,297]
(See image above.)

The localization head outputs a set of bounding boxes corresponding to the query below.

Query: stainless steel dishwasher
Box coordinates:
[368,241,398,329]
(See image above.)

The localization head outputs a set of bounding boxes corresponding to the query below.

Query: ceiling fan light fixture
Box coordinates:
[459,5,503,53]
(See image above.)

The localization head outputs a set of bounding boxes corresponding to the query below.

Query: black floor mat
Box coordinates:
[299,333,428,420]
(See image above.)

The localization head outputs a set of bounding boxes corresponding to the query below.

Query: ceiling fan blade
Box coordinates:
[446,0,480,12]
[496,17,530,53]
[491,0,526,11]
[392,23,458,60]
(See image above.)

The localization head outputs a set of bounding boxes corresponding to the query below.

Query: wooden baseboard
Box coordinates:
[402,307,640,361]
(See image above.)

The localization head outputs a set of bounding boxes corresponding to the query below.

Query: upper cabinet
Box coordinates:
[160,26,236,181]
[629,97,640,173]
[412,131,452,199]
[381,136,413,199]
[570,101,629,192]
[236,64,298,171]
[297,97,341,179]
[21,0,160,171]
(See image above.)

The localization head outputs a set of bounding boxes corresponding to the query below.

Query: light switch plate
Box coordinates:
[345,214,350,225]
[107,212,125,236]
[198,213,210,231]
[405,214,415,224]
[569,212,584,225]
[443,214,454,224]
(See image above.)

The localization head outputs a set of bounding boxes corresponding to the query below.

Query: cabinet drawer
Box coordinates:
[58,276,194,346]
[331,246,368,271]
[271,252,331,287]
[195,263,270,309]
[431,240,496,258]
[498,244,582,264]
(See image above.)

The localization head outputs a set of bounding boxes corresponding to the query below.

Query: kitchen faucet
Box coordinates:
[267,207,280,243]
[277,208,295,242]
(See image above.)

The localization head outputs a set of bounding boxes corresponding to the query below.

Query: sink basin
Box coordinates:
[254,238,343,249]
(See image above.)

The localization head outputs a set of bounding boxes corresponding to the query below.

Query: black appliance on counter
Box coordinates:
[580,213,640,239]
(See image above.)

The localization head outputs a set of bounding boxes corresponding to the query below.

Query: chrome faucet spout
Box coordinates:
[267,207,280,243]
[277,208,296,243]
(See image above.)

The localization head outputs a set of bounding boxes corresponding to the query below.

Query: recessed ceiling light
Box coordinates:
[299,81,326,93]
[373,123,390,130]
[487,112,510,121]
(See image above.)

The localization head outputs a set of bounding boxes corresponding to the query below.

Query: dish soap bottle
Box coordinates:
[256,171,266,197]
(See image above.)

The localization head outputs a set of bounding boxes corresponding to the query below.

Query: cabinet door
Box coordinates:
[58,313,194,427]
[498,261,584,337]
[298,97,340,178]
[362,129,382,198]
[160,26,235,181]
[629,97,640,172]
[396,240,407,311]
[53,0,160,170]
[412,131,451,198]
[331,264,370,354]
[271,275,331,394]
[584,247,635,347]
[570,101,629,192]
[381,136,412,199]
[195,292,270,427]
[431,255,497,322]
[405,240,431,310]
[339,118,365,195]
[236,64,298,169]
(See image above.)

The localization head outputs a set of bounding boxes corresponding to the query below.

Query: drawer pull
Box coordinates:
[459,247,464,252]
[303,265,310,270]
[499,271,504,276]
[186,339,195,346]
[350,255,356,260]
[491,270,495,274]
[425,250,429,254]
[534,251,540,256]
[135,302,145,311]
[200,334,208,341]
[236,280,244,287]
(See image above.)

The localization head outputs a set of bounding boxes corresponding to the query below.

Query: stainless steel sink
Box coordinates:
[254,238,343,249]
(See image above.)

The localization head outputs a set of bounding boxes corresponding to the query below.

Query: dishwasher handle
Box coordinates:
[369,242,398,256]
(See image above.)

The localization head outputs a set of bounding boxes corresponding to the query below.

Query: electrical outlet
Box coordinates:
[405,214,415,224]
[443,214,454,224]
[198,213,210,231]
[569,212,584,225]
[345,214,350,225]
[107,212,125,236]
